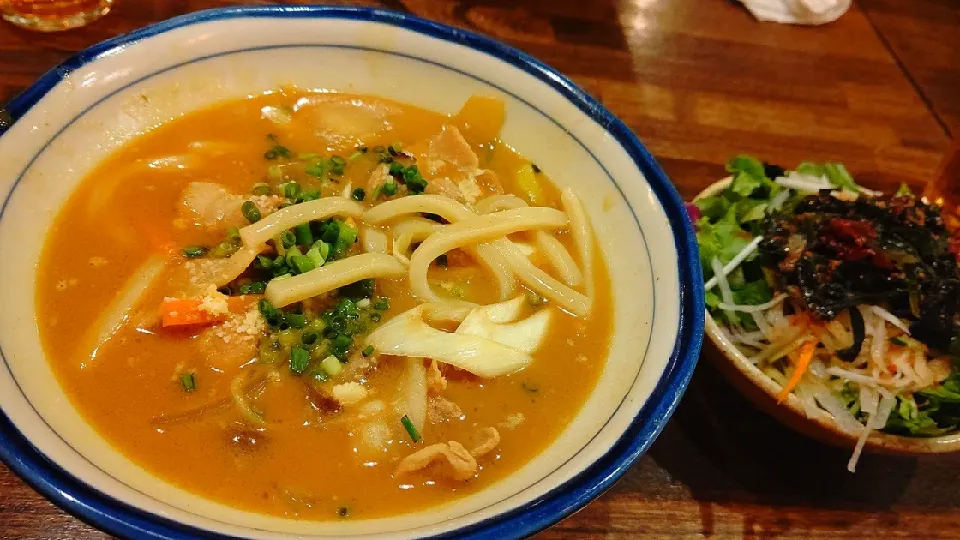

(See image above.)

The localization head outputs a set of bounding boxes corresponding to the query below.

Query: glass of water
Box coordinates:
[2,0,113,32]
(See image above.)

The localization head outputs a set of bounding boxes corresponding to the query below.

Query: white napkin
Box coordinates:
[739,0,851,25]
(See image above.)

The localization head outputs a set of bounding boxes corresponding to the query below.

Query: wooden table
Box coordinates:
[2,1,958,538]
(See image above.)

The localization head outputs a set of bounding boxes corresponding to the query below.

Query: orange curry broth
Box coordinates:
[36,91,612,519]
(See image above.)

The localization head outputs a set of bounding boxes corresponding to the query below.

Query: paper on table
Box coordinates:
[739,0,851,25]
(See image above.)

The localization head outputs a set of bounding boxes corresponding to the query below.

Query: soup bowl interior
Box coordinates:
[697,179,960,455]
[0,7,702,538]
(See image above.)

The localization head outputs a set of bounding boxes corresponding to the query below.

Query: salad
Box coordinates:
[693,155,960,471]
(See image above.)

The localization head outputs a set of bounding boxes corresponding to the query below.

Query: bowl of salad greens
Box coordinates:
[693,155,960,471]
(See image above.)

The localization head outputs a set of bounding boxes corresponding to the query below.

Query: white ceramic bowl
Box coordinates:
[0,6,704,538]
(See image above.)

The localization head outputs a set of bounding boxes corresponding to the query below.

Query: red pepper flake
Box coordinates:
[828,218,877,242]
[820,218,882,264]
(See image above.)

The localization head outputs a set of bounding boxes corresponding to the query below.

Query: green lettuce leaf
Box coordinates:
[795,162,826,177]
[705,268,773,330]
[919,368,960,403]
[725,154,766,180]
[884,395,952,436]
[694,194,729,221]
[696,212,751,278]
[823,163,861,193]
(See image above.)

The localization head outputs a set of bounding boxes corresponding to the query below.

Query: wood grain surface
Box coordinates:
[1,0,959,538]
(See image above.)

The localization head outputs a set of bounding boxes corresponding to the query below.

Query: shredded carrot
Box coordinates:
[160,296,249,327]
[777,338,818,404]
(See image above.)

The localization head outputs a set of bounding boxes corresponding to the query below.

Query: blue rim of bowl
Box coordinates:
[0,5,704,539]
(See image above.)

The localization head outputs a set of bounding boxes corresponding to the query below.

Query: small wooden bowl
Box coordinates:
[697,178,960,455]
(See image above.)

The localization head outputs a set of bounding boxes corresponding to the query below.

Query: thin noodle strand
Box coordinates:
[240,198,363,247]
[560,189,595,305]
[408,208,568,303]
[265,253,406,307]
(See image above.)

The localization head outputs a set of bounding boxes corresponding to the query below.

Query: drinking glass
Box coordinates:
[1,0,113,32]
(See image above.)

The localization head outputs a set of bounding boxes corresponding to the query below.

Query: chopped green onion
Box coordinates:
[402,166,427,193]
[369,312,381,322]
[316,241,331,262]
[180,372,197,393]
[290,346,311,375]
[259,298,284,328]
[351,188,366,201]
[330,334,353,360]
[242,200,261,223]
[226,226,242,245]
[280,230,297,248]
[306,245,325,267]
[305,161,325,178]
[329,155,347,175]
[182,246,207,258]
[238,281,267,295]
[301,329,319,346]
[299,152,319,160]
[264,141,292,160]
[252,183,272,195]
[255,255,274,269]
[298,190,319,202]
[282,182,301,199]
[400,415,421,442]
[320,220,341,243]
[381,181,398,197]
[339,222,359,244]
[890,336,908,346]
[295,223,314,246]
[330,223,358,260]
[339,278,375,299]
[285,245,303,267]
[388,142,402,155]
[374,297,390,311]
[290,254,316,274]
[320,355,343,377]
[286,313,307,329]
[209,242,237,258]
[389,162,404,176]
[335,297,358,317]
[362,345,374,357]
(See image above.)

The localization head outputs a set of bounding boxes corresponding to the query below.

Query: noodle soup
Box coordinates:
[36,91,611,519]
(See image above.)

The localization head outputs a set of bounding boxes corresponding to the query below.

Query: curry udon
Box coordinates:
[36,91,612,519]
